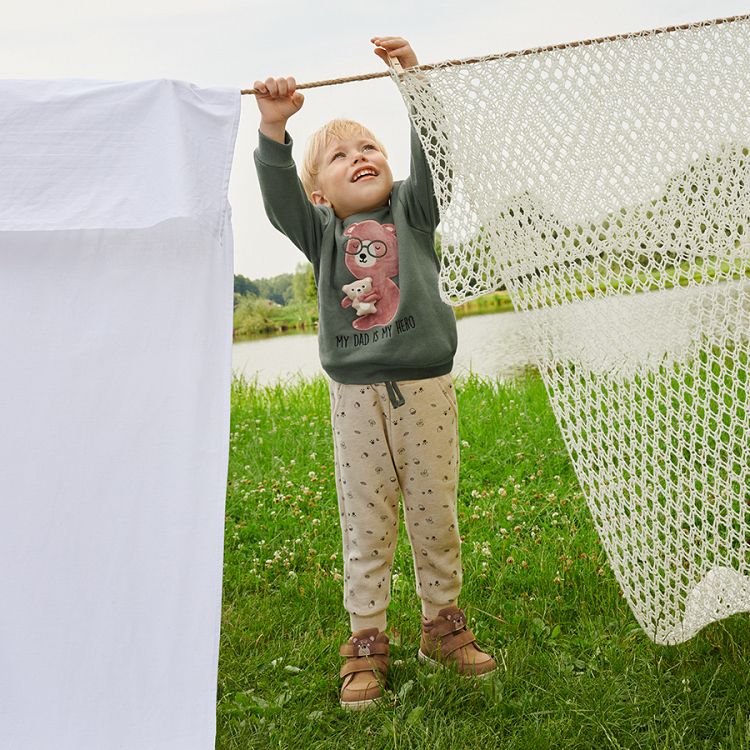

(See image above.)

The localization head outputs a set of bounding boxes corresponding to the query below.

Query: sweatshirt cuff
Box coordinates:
[256,129,295,168]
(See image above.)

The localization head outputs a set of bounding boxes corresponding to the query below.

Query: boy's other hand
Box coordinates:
[254,77,304,143]
[371,37,418,69]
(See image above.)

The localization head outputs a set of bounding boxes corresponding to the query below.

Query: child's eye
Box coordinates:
[362,144,376,151]
[332,152,345,161]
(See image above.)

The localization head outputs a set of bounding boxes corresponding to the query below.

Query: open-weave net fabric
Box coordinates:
[394,17,750,644]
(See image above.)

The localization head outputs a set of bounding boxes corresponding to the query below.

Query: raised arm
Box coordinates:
[371,37,451,233]
[253,76,329,260]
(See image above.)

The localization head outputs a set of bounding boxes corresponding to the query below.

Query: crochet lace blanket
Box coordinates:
[395,18,750,643]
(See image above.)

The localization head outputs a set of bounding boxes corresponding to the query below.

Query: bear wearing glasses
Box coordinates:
[341,220,400,331]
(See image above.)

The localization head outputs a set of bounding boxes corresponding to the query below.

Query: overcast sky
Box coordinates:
[2,0,747,279]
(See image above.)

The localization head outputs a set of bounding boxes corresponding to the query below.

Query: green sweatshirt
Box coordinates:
[254,125,457,385]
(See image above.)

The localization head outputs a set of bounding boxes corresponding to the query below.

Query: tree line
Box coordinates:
[233,262,318,339]
[234,262,316,307]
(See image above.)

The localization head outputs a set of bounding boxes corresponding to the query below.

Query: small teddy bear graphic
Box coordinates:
[341,277,377,317]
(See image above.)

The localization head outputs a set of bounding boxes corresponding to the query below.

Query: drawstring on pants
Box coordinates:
[385,381,405,408]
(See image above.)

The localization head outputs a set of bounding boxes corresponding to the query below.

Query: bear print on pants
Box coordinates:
[340,220,399,331]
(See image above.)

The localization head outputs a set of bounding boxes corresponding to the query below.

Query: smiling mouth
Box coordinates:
[352,168,378,182]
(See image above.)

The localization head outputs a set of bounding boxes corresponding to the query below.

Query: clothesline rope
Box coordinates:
[240,12,749,96]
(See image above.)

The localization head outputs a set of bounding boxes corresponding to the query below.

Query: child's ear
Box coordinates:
[311,190,331,207]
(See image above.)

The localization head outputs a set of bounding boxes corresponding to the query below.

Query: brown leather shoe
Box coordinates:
[339,628,389,710]
[419,606,496,677]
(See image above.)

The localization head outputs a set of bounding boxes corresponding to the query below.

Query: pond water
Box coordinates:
[232,311,535,384]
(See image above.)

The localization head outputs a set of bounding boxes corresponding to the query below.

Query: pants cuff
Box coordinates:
[350,612,387,633]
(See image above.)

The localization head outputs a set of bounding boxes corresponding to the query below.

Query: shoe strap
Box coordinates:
[435,628,477,657]
[428,618,467,638]
[339,654,389,679]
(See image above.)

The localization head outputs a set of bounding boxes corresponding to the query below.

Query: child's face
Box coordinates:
[311,134,393,219]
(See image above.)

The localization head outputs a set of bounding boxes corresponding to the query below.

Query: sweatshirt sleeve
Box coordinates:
[253,130,331,263]
[400,124,440,232]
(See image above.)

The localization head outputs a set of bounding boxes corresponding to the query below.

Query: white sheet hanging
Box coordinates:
[0,79,240,750]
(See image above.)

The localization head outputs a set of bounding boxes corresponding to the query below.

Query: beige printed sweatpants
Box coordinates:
[329,374,462,632]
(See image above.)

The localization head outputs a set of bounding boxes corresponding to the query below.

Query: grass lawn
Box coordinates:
[218,373,750,749]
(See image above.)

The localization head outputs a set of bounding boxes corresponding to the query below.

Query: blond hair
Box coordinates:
[300,119,388,200]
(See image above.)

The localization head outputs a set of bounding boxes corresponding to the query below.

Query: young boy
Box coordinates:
[253,36,496,710]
